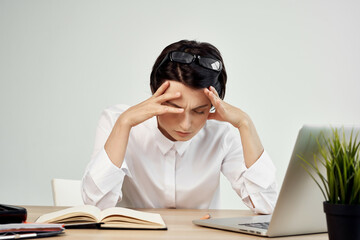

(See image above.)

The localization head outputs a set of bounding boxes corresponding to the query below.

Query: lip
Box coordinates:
[175,131,192,137]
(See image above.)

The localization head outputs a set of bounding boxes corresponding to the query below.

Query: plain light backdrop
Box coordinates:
[1,0,359,209]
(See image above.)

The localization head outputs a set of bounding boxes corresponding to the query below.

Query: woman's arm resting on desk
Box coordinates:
[221,145,277,214]
[204,87,277,213]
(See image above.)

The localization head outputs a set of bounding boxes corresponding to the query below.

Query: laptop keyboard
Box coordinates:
[238,222,270,230]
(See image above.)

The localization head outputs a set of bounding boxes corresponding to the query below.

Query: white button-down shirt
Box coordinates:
[82,104,277,214]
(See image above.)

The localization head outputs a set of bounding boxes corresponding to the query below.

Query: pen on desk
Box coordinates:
[0,233,37,240]
[200,213,211,220]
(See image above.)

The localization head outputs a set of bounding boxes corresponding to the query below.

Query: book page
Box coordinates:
[35,205,101,224]
[100,207,165,227]
[102,216,162,226]
[101,222,165,229]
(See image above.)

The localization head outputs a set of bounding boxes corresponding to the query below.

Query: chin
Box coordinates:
[171,132,194,142]
[176,136,192,142]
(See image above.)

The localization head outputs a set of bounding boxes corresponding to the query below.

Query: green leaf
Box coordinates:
[299,127,360,204]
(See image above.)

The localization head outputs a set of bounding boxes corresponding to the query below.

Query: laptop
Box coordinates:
[193,124,360,237]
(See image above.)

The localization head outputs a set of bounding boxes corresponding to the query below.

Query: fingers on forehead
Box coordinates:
[154,81,170,96]
[158,92,181,102]
[210,86,219,96]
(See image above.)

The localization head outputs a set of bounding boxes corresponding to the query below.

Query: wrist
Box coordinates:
[235,113,251,130]
[115,115,133,131]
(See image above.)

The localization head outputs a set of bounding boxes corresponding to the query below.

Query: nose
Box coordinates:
[179,112,192,131]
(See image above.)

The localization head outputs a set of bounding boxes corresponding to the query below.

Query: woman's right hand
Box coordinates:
[105,81,183,167]
[117,81,184,128]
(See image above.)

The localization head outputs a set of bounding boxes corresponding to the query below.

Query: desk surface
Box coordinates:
[25,206,328,240]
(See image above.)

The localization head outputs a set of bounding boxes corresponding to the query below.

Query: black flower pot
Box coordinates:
[323,202,360,240]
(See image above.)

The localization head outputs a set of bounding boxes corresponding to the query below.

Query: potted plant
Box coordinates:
[300,127,360,240]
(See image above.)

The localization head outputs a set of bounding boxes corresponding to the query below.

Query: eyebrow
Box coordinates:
[166,101,209,110]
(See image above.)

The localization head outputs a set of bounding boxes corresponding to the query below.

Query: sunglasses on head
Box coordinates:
[158,51,223,72]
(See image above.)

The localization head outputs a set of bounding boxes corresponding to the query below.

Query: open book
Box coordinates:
[35,205,167,230]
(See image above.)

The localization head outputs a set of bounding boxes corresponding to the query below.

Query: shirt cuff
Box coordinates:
[243,189,278,214]
[243,150,276,191]
[88,147,128,195]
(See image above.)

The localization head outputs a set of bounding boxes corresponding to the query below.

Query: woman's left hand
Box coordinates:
[204,86,249,129]
[204,86,264,168]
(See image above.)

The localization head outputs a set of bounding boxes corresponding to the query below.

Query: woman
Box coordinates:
[82,40,277,214]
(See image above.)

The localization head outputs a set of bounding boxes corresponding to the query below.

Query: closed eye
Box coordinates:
[192,104,209,115]
[193,110,205,114]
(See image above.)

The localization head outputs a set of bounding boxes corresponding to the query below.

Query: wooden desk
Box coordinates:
[25,206,328,239]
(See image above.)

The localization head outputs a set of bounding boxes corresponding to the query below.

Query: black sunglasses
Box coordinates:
[158,51,223,72]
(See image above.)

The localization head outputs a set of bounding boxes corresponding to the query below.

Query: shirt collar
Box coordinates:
[174,140,192,156]
[151,117,192,156]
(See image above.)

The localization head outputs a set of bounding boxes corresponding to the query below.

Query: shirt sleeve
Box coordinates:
[221,126,277,214]
[81,105,131,210]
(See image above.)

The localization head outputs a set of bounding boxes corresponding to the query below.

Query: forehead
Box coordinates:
[165,81,210,106]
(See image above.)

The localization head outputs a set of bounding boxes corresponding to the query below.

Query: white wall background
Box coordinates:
[1,0,359,209]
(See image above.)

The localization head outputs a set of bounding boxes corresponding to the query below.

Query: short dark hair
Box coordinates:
[150,40,227,99]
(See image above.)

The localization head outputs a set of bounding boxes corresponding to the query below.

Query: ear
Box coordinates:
[207,112,217,120]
